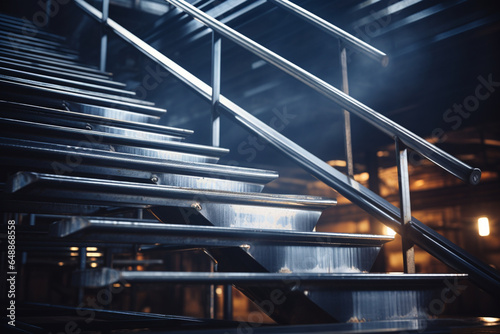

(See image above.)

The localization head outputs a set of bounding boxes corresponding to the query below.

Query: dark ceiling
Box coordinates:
[2,0,500,172]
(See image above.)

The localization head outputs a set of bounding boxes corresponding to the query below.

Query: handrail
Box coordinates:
[166,0,481,186]
[73,0,500,298]
[268,0,389,66]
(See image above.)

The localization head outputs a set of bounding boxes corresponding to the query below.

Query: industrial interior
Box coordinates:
[1,0,500,333]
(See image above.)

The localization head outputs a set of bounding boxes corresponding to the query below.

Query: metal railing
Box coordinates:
[74,0,500,298]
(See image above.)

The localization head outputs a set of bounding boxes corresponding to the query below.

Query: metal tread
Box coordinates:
[0,118,229,158]
[0,78,166,115]
[0,20,66,43]
[0,74,153,106]
[0,30,69,49]
[0,49,111,76]
[7,172,336,210]
[0,137,279,184]
[0,66,136,96]
[0,56,120,83]
[50,216,390,246]
[0,40,79,61]
[0,32,77,53]
[0,100,190,136]
[72,268,467,288]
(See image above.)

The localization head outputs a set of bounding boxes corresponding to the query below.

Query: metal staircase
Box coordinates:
[1,1,499,333]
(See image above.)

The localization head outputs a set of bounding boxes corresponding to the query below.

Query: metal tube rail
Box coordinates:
[269,0,388,66]
[166,0,480,186]
[73,0,500,298]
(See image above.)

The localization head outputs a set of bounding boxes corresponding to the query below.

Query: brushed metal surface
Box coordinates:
[7,172,336,210]
[200,203,325,231]
[0,137,278,185]
[243,244,381,273]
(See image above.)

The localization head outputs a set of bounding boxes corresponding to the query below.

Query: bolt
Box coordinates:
[191,203,202,211]
[151,175,159,183]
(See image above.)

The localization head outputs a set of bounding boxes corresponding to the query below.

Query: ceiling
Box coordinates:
[2,0,500,173]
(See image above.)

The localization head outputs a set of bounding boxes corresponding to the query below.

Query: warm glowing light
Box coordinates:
[113,283,121,288]
[86,252,103,257]
[70,252,79,257]
[377,150,389,157]
[86,247,98,252]
[70,247,79,251]
[58,262,64,266]
[216,287,223,295]
[480,317,499,323]
[478,217,490,237]
[327,160,347,167]
[90,262,98,268]
[354,172,369,182]
[414,179,425,187]
[384,226,397,236]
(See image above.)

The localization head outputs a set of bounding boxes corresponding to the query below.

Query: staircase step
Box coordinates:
[0,100,191,138]
[0,19,66,43]
[0,56,119,82]
[0,39,79,60]
[0,66,136,96]
[72,269,468,324]
[64,102,162,124]
[72,268,466,288]
[0,118,228,162]
[50,217,391,248]
[0,30,70,49]
[0,74,151,105]
[0,138,277,192]
[0,77,166,116]
[0,49,109,76]
[6,172,336,211]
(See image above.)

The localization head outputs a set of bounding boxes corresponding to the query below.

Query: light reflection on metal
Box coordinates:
[385,226,397,236]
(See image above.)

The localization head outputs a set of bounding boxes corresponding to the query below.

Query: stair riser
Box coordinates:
[244,245,381,273]
[199,203,322,231]
[308,287,436,322]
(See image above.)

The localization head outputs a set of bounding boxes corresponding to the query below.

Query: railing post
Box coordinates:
[339,41,354,179]
[223,285,233,320]
[100,0,110,72]
[211,31,221,147]
[45,0,52,27]
[78,247,87,304]
[395,138,416,274]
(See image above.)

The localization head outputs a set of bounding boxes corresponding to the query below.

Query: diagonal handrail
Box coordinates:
[73,0,500,298]
[165,0,481,187]
[268,0,388,66]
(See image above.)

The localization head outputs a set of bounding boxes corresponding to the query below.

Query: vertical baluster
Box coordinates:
[223,285,232,320]
[45,0,52,27]
[339,41,354,179]
[78,247,87,304]
[211,31,221,147]
[100,0,110,72]
[395,138,416,273]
